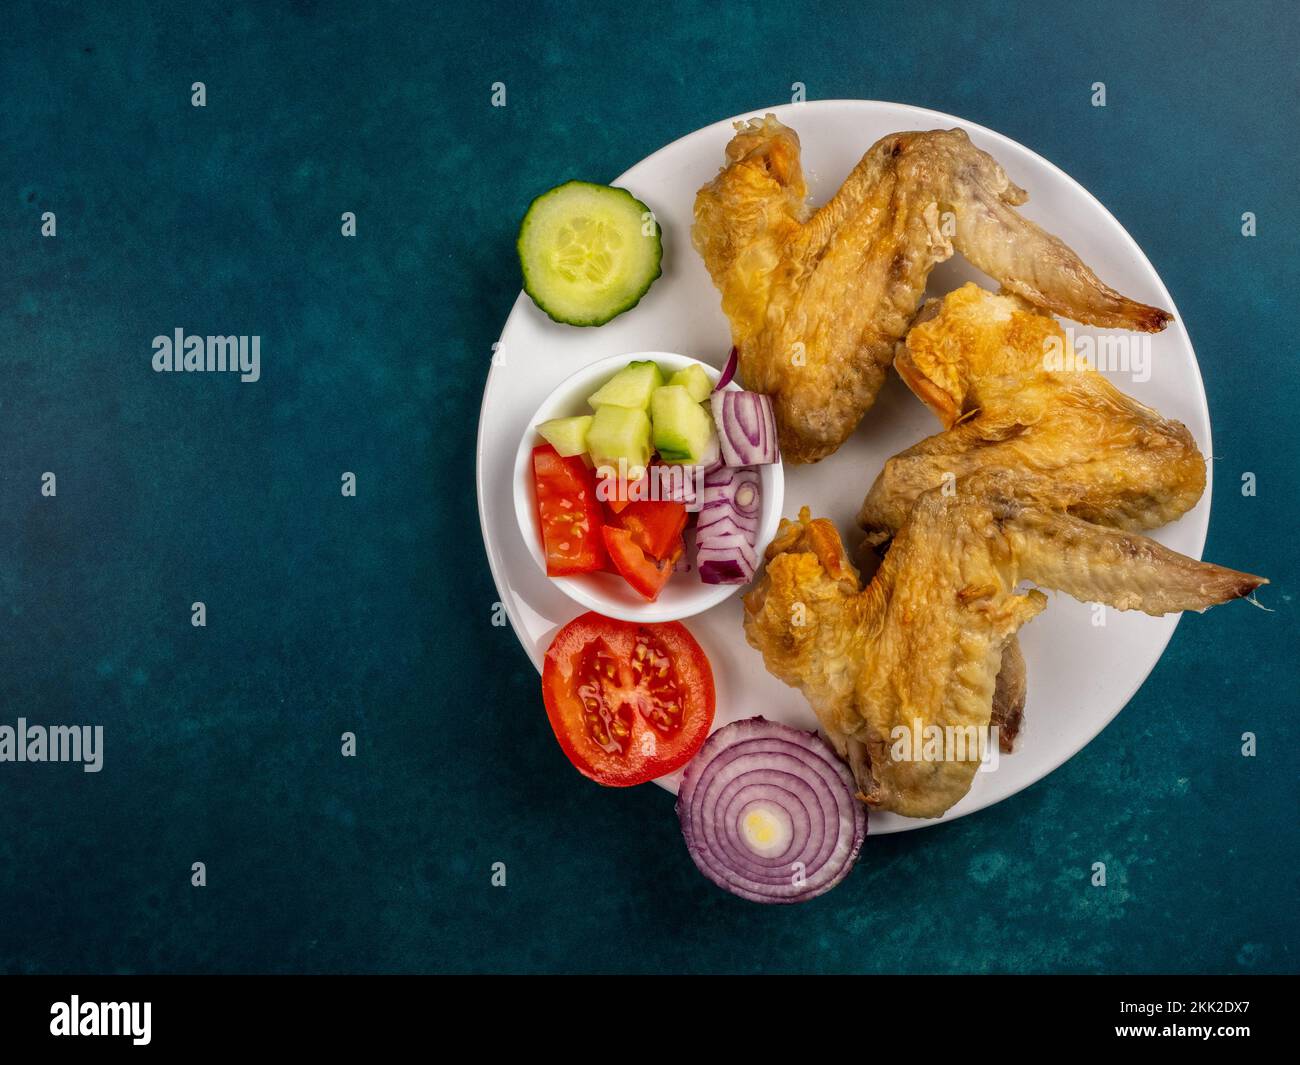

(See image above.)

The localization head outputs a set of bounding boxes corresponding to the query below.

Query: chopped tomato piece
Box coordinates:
[599,469,644,514]
[602,526,677,601]
[596,463,664,515]
[613,499,688,560]
[542,612,716,786]
[532,444,606,576]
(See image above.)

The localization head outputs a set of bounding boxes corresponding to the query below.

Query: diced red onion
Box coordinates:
[697,530,755,562]
[702,466,759,511]
[710,390,779,467]
[696,517,759,546]
[656,464,699,506]
[732,477,759,519]
[676,718,866,903]
[697,466,761,585]
[714,346,739,391]
[696,548,754,584]
[698,504,757,534]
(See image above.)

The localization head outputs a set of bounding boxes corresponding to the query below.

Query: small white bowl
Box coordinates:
[513,351,784,623]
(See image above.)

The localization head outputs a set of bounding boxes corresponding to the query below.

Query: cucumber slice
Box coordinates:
[587,360,664,410]
[650,385,714,463]
[586,404,651,473]
[536,415,593,457]
[668,364,713,403]
[517,181,663,327]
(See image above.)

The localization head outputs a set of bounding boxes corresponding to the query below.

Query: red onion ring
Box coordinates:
[677,718,866,903]
[714,346,739,391]
[697,466,761,585]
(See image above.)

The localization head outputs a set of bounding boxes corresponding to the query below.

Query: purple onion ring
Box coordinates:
[676,717,867,903]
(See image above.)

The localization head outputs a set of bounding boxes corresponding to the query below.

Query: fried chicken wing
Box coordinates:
[855,285,1217,758]
[693,117,1171,463]
[860,283,1206,539]
[744,485,1265,818]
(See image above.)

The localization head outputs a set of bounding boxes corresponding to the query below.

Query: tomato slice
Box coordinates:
[613,499,688,560]
[542,612,716,786]
[602,525,677,601]
[532,444,607,576]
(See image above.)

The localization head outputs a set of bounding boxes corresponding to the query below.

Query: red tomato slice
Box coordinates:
[614,499,688,560]
[602,525,676,601]
[542,612,716,786]
[532,444,606,576]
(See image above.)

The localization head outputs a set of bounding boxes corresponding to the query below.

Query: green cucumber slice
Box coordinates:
[650,385,714,464]
[668,364,713,403]
[536,415,593,457]
[586,404,651,473]
[587,360,664,410]
[517,181,662,327]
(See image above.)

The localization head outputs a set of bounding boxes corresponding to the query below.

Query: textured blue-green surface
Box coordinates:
[0,0,1295,973]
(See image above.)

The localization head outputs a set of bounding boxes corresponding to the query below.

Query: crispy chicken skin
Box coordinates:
[744,489,1265,818]
[860,283,1206,538]
[856,284,1215,758]
[693,117,1171,463]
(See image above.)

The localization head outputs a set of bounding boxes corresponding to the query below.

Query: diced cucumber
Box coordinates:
[650,385,714,464]
[587,360,664,410]
[586,404,651,473]
[668,364,713,403]
[536,415,593,457]
[517,181,663,327]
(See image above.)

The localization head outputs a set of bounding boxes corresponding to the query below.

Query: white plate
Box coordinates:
[476,100,1210,834]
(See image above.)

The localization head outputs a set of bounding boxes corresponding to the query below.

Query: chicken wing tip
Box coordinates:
[1136,305,1175,333]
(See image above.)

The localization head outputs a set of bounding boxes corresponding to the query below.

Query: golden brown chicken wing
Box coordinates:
[857,284,1216,755]
[859,283,1206,539]
[744,485,1264,818]
[693,117,1171,463]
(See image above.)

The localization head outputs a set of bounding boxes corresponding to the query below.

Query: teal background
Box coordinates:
[0,0,1295,974]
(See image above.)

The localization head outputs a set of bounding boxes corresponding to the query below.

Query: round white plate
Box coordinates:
[476,100,1210,834]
